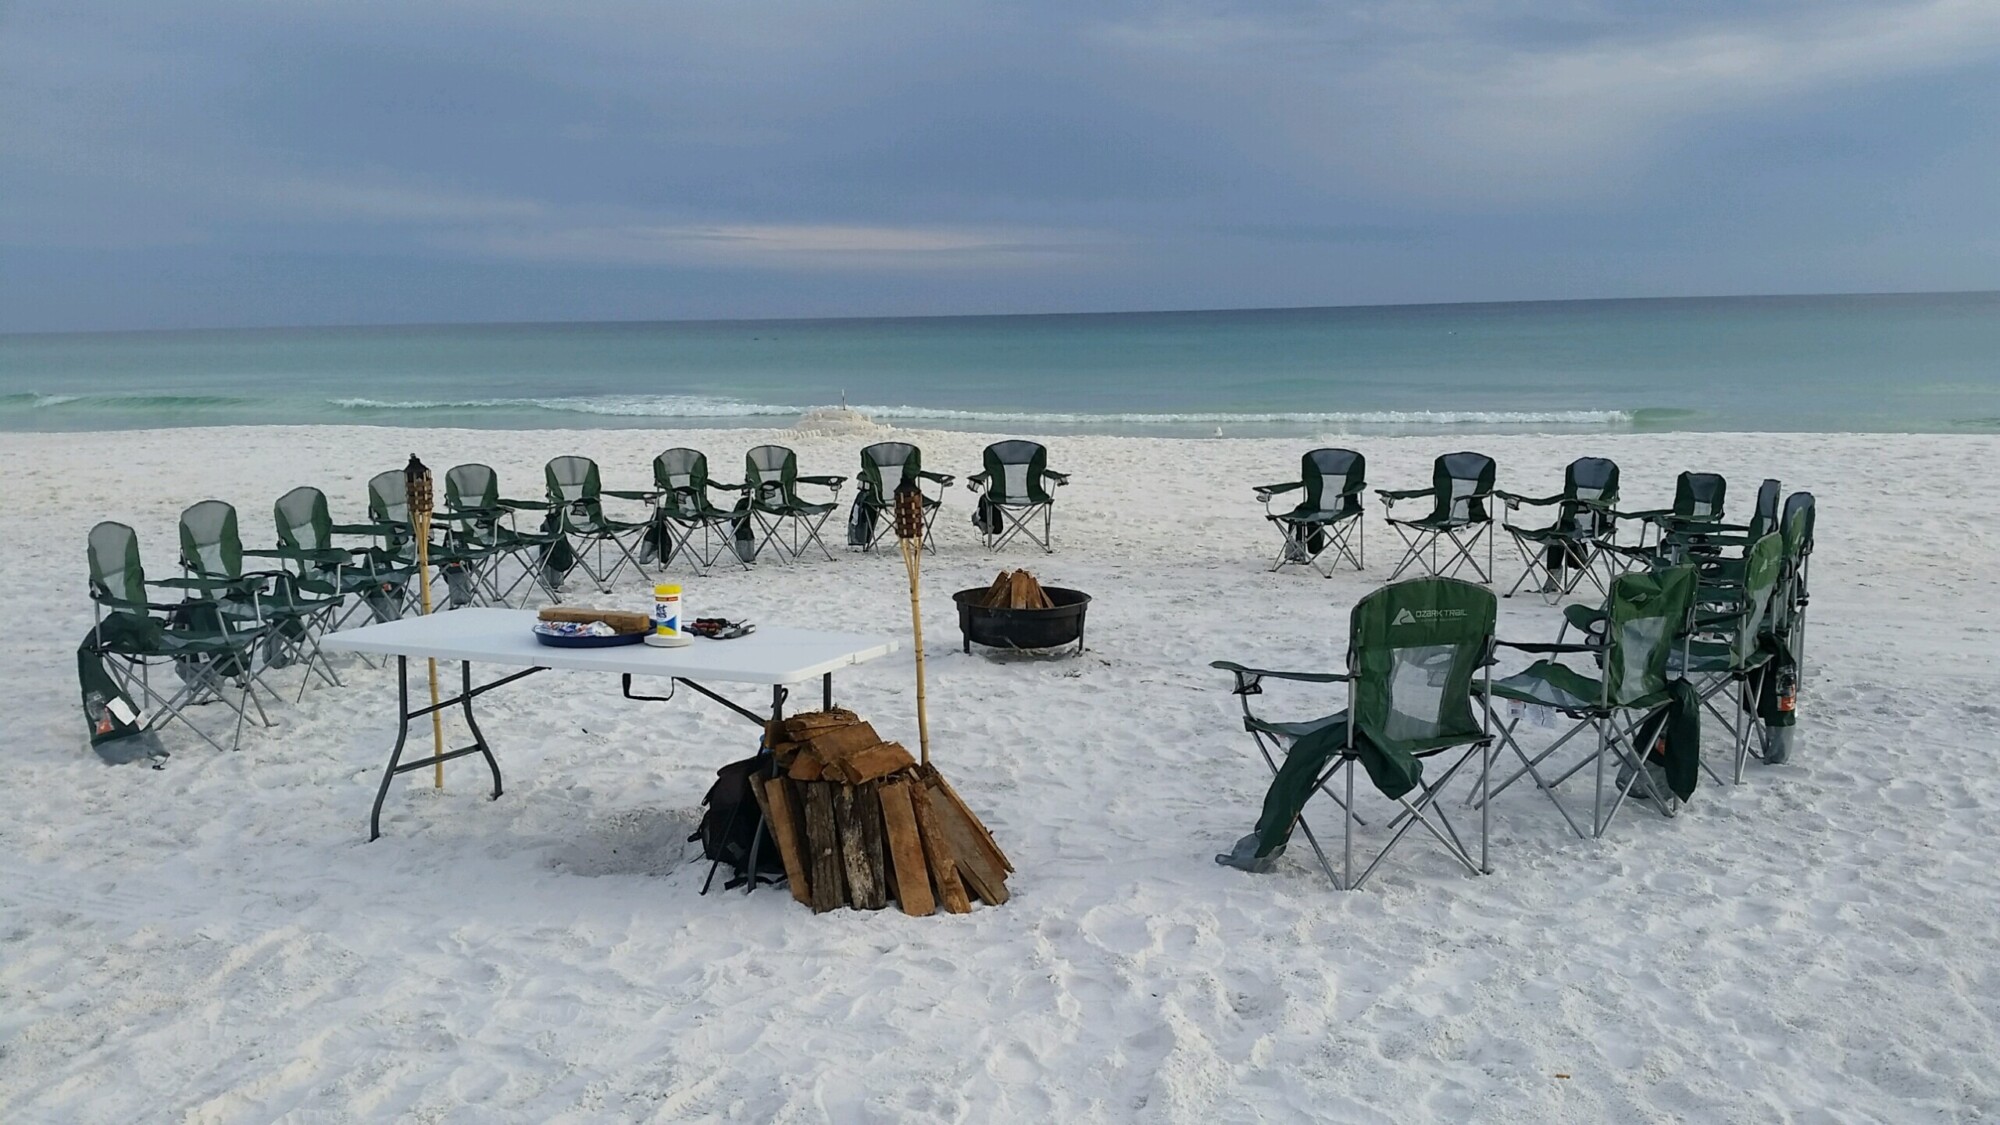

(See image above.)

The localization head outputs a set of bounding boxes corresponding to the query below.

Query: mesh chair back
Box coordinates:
[1604,564,1696,707]
[652,449,714,518]
[1726,533,1785,665]
[368,470,410,526]
[860,442,922,502]
[1431,452,1496,524]
[1302,448,1364,514]
[89,521,147,605]
[446,464,500,511]
[1349,577,1495,752]
[1748,478,1781,538]
[1561,457,1620,535]
[274,486,333,551]
[545,456,603,505]
[745,445,799,507]
[1674,472,1727,521]
[180,500,243,579]
[1782,492,1815,562]
[983,440,1051,505]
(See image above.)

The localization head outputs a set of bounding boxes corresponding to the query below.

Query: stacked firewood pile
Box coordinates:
[977,569,1054,610]
[754,710,1012,915]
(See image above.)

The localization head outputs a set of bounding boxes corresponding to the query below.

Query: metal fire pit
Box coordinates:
[952,586,1091,656]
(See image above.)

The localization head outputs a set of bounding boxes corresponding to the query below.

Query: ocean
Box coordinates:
[2,292,1996,436]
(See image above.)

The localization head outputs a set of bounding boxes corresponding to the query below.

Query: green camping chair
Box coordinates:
[271,485,416,634]
[1616,471,1728,559]
[1498,456,1620,602]
[743,445,845,563]
[637,448,745,574]
[1676,478,1781,582]
[1212,577,1496,890]
[87,520,273,751]
[181,499,341,696]
[1377,452,1497,583]
[545,455,652,591]
[1256,448,1365,576]
[443,464,564,605]
[1776,491,1815,677]
[1670,532,1786,784]
[851,442,953,553]
[366,469,493,609]
[1475,565,1699,839]
[966,440,1069,553]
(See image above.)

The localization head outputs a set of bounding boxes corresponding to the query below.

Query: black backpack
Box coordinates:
[690,752,785,891]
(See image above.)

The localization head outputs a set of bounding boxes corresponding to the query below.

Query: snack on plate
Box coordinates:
[536,607,650,634]
[688,618,756,640]
[533,620,621,638]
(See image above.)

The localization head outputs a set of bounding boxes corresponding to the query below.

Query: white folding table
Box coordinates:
[322,608,898,843]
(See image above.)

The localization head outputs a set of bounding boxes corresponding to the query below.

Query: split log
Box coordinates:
[787,753,827,782]
[823,741,916,785]
[758,777,813,906]
[909,783,972,914]
[801,782,845,913]
[922,767,1013,874]
[780,709,859,741]
[923,779,1010,906]
[857,782,890,910]
[833,784,887,910]
[876,779,935,916]
[802,721,883,759]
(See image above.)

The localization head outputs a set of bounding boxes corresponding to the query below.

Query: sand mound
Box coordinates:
[790,405,887,436]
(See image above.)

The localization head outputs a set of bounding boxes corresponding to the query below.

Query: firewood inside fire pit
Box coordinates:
[979,569,1055,610]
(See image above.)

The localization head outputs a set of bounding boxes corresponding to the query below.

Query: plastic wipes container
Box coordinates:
[646,584,692,647]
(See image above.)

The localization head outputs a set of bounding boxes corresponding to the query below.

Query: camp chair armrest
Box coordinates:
[151,575,261,594]
[1043,470,1071,486]
[966,470,990,490]
[706,480,743,492]
[95,592,189,614]
[1496,640,1596,654]
[1209,660,1350,684]
[797,475,847,490]
[1613,507,1671,521]
[602,488,656,500]
[919,470,956,486]
[332,520,406,536]
[1254,480,1304,501]
[1494,490,1563,508]
[1374,487,1431,504]
[253,545,355,565]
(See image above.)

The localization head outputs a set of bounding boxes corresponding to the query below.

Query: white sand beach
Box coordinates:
[2,424,1997,1123]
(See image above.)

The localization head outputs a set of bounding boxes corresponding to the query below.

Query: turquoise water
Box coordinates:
[1,293,1996,435]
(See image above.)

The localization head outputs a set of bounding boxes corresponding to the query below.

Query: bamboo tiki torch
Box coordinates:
[404,455,446,789]
[893,482,931,766]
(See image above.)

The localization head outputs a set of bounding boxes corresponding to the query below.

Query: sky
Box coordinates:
[3,0,1998,333]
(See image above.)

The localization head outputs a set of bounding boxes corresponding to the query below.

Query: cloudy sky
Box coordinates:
[3,0,1998,332]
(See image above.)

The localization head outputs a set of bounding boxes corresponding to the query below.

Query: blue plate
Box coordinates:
[532,627,648,649]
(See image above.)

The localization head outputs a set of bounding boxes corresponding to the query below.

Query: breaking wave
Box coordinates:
[330,395,1636,428]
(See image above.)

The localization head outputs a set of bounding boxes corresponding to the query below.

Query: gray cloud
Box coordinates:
[1,1,1996,329]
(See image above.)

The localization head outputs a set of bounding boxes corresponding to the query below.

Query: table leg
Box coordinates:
[823,672,832,711]
[740,683,790,894]
[367,659,539,841]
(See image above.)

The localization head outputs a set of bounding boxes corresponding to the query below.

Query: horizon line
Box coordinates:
[5,286,1997,341]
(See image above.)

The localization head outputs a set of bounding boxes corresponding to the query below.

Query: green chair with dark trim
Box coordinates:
[1256,448,1365,576]
[1212,577,1497,890]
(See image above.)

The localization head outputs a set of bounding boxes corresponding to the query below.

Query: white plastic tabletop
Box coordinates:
[322,608,898,685]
